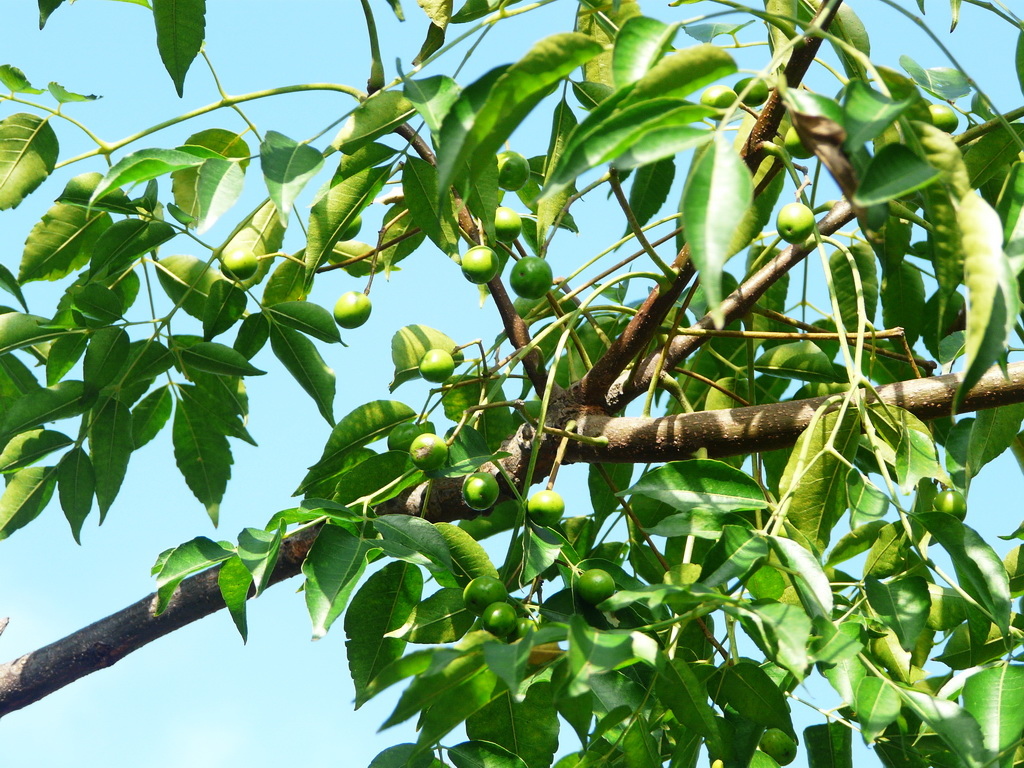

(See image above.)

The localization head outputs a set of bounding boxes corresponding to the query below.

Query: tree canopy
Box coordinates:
[3,1,1024,767]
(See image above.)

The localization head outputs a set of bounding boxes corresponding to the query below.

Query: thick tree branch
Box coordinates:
[2,358,1022,716]
[573,361,1024,464]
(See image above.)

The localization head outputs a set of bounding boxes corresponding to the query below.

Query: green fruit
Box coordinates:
[527,490,564,527]
[481,601,517,637]
[784,126,813,159]
[512,617,536,640]
[221,249,258,280]
[463,576,508,615]
[463,472,500,511]
[494,206,523,243]
[409,433,448,471]
[332,291,372,329]
[461,245,500,284]
[735,77,769,106]
[776,202,816,243]
[933,488,967,520]
[497,151,530,191]
[700,84,737,109]
[759,728,798,766]
[929,103,959,133]
[341,213,362,240]
[509,256,553,300]
[387,421,434,453]
[419,348,455,383]
[577,568,616,605]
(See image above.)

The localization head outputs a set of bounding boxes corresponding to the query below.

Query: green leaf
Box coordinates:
[202,279,246,340]
[854,144,941,207]
[57,446,94,543]
[390,324,458,390]
[624,459,767,514]
[217,555,251,641]
[962,664,1024,768]
[152,0,206,96]
[842,80,913,150]
[297,400,414,494]
[131,385,173,449]
[404,75,461,136]
[19,202,111,283]
[235,525,283,596]
[269,324,336,425]
[415,658,499,749]
[627,157,675,231]
[712,660,792,733]
[182,157,244,234]
[449,740,530,768]
[915,512,1011,634]
[88,397,133,521]
[332,91,415,154]
[0,380,91,440]
[865,576,930,651]
[374,515,453,573]
[0,429,73,473]
[265,301,341,344]
[565,616,655,697]
[47,81,99,103]
[434,522,499,585]
[964,125,1024,190]
[259,131,324,225]
[0,65,44,94]
[391,587,474,644]
[612,16,679,89]
[734,601,812,679]
[83,327,130,389]
[855,678,900,743]
[829,241,878,330]
[179,341,266,377]
[402,157,459,257]
[628,43,737,102]
[91,148,204,204]
[779,407,861,551]
[803,721,852,768]
[655,656,723,754]
[0,113,59,210]
[345,561,422,707]
[754,340,839,383]
[172,394,232,524]
[303,524,372,639]
[304,164,390,283]
[768,535,834,619]
[0,262,29,311]
[701,526,769,588]
[899,54,971,99]
[153,536,233,614]
[91,218,176,278]
[898,689,992,768]
[46,334,87,386]
[0,465,57,540]
[880,260,925,348]
[261,258,306,305]
[967,403,1024,482]
[436,32,604,195]
[957,192,1019,407]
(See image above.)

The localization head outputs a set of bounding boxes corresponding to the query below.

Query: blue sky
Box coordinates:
[1,2,1022,767]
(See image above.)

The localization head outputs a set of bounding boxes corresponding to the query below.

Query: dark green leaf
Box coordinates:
[266,301,341,344]
[153,536,233,613]
[152,0,206,96]
[302,524,372,639]
[19,202,111,283]
[131,385,173,449]
[269,324,336,425]
[57,446,94,543]
[179,341,266,377]
[0,429,72,473]
[172,393,232,524]
[89,397,133,521]
[259,131,324,225]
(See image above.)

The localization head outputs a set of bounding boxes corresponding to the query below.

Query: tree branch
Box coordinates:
[5,359,1021,717]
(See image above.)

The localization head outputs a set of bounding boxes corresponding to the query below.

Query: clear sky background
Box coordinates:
[0,2,1022,767]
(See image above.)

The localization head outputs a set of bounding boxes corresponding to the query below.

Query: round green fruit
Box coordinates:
[509,256,553,300]
[776,202,816,243]
[461,245,500,284]
[933,488,967,520]
[784,126,813,159]
[735,77,769,106]
[494,206,523,243]
[481,601,518,637]
[577,568,616,606]
[341,213,362,240]
[759,728,798,766]
[409,433,448,471]
[387,421,434,453]
[512,617,536,640]
[221,249,258,281]
[700,84,737,109]
[497,151,530,191]
[929,103,959,133]
[332,291,372,329]
[419,348,455,383]
[528,490,565,527]
[463,576,508,615]
[463,472,500,511]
